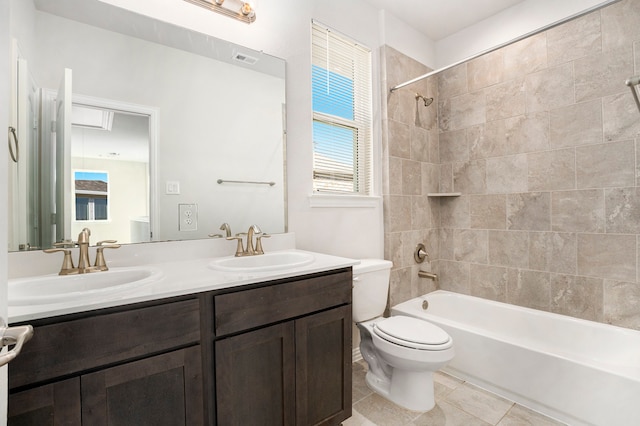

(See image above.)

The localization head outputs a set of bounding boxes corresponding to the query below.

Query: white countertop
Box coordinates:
[8,246,358,324]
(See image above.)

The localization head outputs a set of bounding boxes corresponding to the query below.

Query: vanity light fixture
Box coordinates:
[184,0,256,24]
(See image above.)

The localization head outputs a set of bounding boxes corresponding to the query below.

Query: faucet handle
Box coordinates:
[227,235,245,257]
[255,233,270,255]
[53,239,76,248]
[219,223,232,238]
[43,248,75,275]
[94,241,121,271]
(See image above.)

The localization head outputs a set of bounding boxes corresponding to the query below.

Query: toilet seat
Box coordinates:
[373,316,452,350]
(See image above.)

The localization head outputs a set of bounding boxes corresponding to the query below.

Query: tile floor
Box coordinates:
[344,361,566,426]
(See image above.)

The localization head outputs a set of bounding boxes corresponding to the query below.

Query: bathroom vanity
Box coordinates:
[7,257,353,425]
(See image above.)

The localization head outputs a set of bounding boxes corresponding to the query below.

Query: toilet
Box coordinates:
[353,259,454,412]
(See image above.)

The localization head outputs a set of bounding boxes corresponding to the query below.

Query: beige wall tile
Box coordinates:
[467,49,504,92]
[603,92,640,142]
[470,264,508,302]
[468,123,508,159]
[422,162,440,194]
[453,160,486,195]
[388,119,411,159]
[525,63,575,113]
[528,148,576,191]
[605,187,640,234]
[574,47,634,102]
[551,189,605,233]
[438,63,468,99]
[439,129,468,163]
[440,196,470,229]
[507,192,551,231]
[604,280,640,330]
[402,159,422,196]
[486,154,528,194]
[486,78,525,121]
[601,0,640,52]
[547,11,602,65]
[385,195,412,233]
[503,32,548,80]
[551,273,603,321]
[576,140,635,188]
[449,91,487,131]
[410,126,430,162]
[503,112,550,155]
[387,88,416,126]
[470,194,507,229]
[438,260,471,295]
[506,269,551,311]
[384,231,403,269]
[577,233,636,281]
[388,156,403,195]
[488,230,529,269]
[411,195,431,230]
[439,228,454,261]
[439,163,454,193]
[550,99,603,148]
[389,267,413,307]
[454,229,488,264]
[529,232,577,275]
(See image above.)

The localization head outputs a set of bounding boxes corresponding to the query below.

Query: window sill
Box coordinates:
[308,193,381,208]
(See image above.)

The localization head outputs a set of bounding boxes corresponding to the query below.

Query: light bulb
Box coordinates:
[241,2,255,17]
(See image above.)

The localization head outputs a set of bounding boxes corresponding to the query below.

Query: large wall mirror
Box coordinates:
[8,0,286,252]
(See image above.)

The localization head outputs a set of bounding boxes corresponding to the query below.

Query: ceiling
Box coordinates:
[360,0,526,40]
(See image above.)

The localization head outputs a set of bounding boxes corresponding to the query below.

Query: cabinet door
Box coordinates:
[8,377,81,426]
[81,346,204,426]
[296,305,352,426]
[215,322,295,426]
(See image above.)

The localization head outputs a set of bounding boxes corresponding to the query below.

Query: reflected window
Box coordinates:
[74,171,108,221]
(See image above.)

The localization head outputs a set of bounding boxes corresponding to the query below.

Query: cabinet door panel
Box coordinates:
[8,377,81,426]
[296,305,352,426]
[215,322,295,426]
[81,346,204,426]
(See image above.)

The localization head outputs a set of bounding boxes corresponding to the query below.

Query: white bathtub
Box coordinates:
[391,290,640,426]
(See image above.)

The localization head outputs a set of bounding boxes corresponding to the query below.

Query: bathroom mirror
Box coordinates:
[8,0,286,252]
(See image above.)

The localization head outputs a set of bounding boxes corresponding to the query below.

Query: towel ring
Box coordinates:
[8,126,19,163]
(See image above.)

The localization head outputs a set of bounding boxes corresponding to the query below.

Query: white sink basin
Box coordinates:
[9,267,163,306]
[209,251,315,272]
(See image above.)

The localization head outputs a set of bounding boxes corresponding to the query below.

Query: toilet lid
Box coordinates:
[374,316,452,350]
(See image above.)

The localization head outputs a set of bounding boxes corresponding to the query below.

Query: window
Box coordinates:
[74,171,109,221]
[311,21,373,195]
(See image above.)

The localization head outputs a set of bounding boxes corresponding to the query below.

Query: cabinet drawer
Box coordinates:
[9,298,201,389]
[214,269,351,337]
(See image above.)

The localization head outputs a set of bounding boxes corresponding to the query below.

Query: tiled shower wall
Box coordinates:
[383,0,640,330]
[382,45,441,308]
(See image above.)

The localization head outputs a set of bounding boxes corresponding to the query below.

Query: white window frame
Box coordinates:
[310,21,374,205]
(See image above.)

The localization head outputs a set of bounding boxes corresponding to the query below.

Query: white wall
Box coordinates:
[435,0,617,68]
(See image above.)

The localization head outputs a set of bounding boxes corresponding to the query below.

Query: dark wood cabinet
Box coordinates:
[8,267,352,426]
[8,378,81,426]
[81,346,204,426]
[213,269,352,425]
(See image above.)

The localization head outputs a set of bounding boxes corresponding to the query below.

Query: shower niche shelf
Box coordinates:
[427,192,461,197]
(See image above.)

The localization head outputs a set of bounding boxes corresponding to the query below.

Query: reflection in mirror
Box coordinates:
[8,0,286,252]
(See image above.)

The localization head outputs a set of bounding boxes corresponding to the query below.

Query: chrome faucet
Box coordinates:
[227,225,269,257]
[44,228,120,275]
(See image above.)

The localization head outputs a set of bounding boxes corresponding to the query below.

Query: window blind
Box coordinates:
[311,21,373,195]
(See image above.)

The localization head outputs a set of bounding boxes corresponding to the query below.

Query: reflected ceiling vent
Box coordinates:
[232,51,258,65]
[72,105,114,131]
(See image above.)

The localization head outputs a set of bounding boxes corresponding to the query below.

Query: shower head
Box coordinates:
[415,93,433,107]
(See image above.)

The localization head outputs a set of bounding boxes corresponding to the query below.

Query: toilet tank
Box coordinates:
[352,259,393,323]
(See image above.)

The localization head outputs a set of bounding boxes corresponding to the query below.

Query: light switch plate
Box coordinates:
[166,181,180,195]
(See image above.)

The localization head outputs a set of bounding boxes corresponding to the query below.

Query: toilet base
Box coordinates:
[365,368,436,412]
